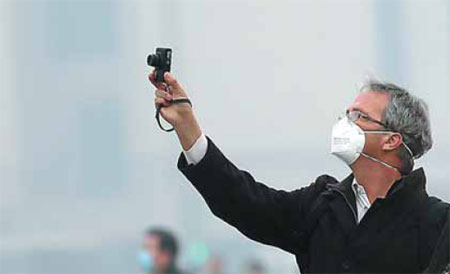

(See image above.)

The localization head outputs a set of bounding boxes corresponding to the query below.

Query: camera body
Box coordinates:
[147,48,172,83]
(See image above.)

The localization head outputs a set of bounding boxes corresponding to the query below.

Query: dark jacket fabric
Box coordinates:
[177,137,450,273]
[424,212,450,274]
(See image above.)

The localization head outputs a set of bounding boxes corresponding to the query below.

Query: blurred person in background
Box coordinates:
[138,227,185,274]
[204,255,225,274]
[242,259,266,274]
[149,72,449,273]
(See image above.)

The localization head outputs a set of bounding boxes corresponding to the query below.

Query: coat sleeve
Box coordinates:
[177,136,327,254]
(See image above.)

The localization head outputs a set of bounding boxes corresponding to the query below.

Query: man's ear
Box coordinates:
[382,133,403,152]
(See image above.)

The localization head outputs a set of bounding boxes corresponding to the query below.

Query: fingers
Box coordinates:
[154,87,173,110]
[164,72,184,94]
[148,71,157,86]
[148,71,186,97]
[155,89,173,101]
[154,97,171,109]
[148,71,168,90]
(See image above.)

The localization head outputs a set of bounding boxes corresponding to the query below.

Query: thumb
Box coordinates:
[164,72,185,96]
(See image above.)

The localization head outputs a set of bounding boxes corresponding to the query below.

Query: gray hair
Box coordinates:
[360,79,433,174]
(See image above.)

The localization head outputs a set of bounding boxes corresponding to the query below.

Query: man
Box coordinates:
[138,228,183,274]
[150,72,449,273]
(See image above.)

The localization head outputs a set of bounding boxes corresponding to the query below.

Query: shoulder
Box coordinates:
[315,174,340,186]
[295,174,340,205]
[421,196,450,226]
[418,196,449,270]
[423,196,449,214]
[302,174,339,191]
[424,196,450,220]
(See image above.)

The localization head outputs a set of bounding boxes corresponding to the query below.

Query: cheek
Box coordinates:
[153,250,162,262]
[364,134,382,152]
[148,248,161,263]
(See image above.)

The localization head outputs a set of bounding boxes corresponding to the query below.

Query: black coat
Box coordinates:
[177,137,450,273]
[424,213,450,274]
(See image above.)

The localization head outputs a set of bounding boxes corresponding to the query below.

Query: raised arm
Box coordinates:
[150,71,326,253]
[178,136,330,253]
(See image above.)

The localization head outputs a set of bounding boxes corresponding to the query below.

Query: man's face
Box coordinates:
[143,234,171,272]
[346,91,390,158]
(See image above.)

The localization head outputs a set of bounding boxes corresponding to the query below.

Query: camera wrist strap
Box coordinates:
[155,97,192,132]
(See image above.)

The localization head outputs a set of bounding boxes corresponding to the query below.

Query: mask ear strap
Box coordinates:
[402,142,416,159]
[360,152,402,173]
[361,131,415,174]
[365,131,416,160]
[388,132,416,160]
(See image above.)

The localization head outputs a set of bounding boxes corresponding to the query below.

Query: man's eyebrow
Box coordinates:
[348,107,370,116]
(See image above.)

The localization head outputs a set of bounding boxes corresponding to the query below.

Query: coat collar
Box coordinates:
[326,173,356,212]
[322,168,428,240]
[327,167,427,201]
[385,167,427,198]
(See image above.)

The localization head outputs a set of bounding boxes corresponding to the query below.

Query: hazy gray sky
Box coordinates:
[1,0,449,273]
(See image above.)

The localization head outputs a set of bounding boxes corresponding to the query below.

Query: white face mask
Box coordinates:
[330,116,412,172]
[331,116,365,165]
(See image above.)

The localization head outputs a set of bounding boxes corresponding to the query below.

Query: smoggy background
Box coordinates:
[1,0,449,273]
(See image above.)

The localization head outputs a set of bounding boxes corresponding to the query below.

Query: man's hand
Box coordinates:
[150,71,191,128]
[149,71,203,151]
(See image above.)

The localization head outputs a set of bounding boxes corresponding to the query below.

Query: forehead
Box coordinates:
[348,91,390,119]
[143,234,160,249]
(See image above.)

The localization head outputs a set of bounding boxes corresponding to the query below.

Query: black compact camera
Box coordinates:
[147,48,172,83]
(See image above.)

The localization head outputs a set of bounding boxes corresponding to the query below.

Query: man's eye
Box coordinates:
[352,112,361,119]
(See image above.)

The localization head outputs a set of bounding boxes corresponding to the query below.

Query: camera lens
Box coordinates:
[147,53,161,67]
